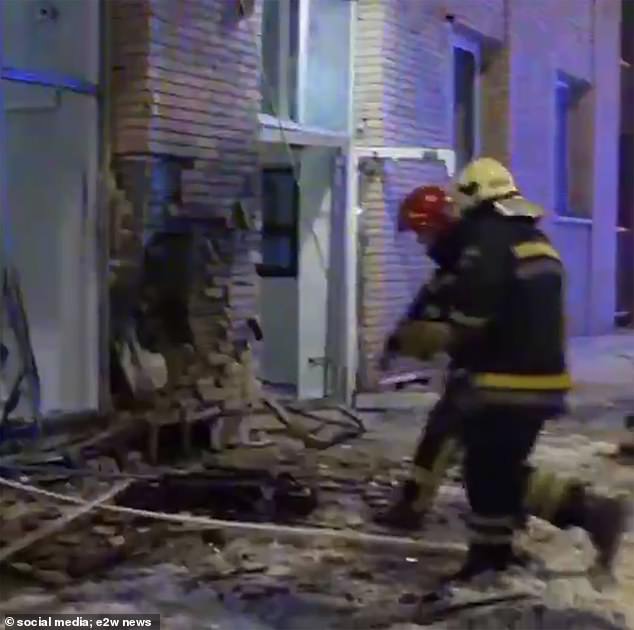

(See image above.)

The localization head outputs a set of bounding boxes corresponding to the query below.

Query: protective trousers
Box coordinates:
[404,394,627,571]
[460,407,545,564]
[407,385,463,512]
[407,388,572,525]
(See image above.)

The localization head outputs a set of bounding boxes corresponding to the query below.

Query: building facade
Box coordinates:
[108,0,357,407]
[108,0,627,399]
[354,0,623,388]
[0,0,624,420]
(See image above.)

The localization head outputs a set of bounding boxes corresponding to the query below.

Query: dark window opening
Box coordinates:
[555,82,570,216]
[260,0,300,121]
[257,168,299,278]
[453,47,477,172]
[555,78,590,218]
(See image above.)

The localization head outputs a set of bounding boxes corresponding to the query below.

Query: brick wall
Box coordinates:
[109,0,264,409]
[109,0,621,396]
[355,0,621,387]
[354,0,507,387]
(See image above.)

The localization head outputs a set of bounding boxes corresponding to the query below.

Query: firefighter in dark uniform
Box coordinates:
[376,184,467,528]
[385,158,630,579]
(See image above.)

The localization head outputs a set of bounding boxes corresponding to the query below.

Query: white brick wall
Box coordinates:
[111,0,262,349]
[110,0,264,409]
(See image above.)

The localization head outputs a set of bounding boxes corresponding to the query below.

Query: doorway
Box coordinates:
[257,142,340,401]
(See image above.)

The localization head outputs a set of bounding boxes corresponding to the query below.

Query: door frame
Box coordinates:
[344,147,456,402]
[256,133,345,402]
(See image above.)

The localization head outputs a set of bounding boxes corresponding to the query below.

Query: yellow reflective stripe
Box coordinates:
[411,438,459,512]
[479,389,567,407]
[474,372,572,391]
[515,258,562,279]
[412,467,437,487]
[512,241,561,261]
[524,469,573,523]
[449,310,488,328]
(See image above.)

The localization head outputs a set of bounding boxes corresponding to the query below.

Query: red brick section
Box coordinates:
[109,0,264,409]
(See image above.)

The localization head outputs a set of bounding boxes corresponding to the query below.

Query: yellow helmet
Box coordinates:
[453,157,518,212]
[451,157,545,220]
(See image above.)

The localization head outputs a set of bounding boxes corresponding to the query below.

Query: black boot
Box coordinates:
[447,544,514,583]
[374,480,425,530]
[555,485,631,572]
[582,492,630,571]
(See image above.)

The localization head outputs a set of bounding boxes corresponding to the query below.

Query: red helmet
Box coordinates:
[398,185,455,236]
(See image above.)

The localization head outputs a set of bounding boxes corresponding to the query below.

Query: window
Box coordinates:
[452,39,481,172]
[257,168,299,277]
[261,0,300,121]
[555,81,571,215]
[260,0,352,132]
[554,77,590,217]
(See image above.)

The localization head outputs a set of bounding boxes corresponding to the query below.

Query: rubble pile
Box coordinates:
[0,477,165,587]
[1,410,634,628]
[531,430,617,475]
[105,162,271,459]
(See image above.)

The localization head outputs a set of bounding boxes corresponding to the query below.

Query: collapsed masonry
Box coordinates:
[106,0,266,443]
[107,156,267,452]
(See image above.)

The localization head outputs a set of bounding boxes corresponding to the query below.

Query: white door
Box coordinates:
[297,147,333,399]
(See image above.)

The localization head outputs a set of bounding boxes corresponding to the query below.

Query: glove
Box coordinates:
[385,332,400,354]
[394,321,452,361]
[379,332,400,371]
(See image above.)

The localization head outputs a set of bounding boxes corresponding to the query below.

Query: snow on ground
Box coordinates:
[2,334,634,629]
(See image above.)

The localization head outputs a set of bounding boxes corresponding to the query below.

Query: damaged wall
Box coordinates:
[107,0,621,396]
[108,0,263,409]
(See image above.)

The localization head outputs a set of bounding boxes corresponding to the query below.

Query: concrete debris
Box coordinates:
[595,441,621,457]
[1,406,634,629]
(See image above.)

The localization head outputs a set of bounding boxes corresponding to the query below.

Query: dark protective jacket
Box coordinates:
[447,203,571,411]
[403,225,466,323]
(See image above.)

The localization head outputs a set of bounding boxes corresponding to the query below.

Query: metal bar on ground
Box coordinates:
[334,405,366,431]
[0,476,466,557]
[263,396,362,449]
[0,479,131,566]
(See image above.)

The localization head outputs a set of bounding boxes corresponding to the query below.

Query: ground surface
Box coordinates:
[3,334,634,629]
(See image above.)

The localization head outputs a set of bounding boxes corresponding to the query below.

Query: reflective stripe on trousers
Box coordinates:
[467,512,514,546]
